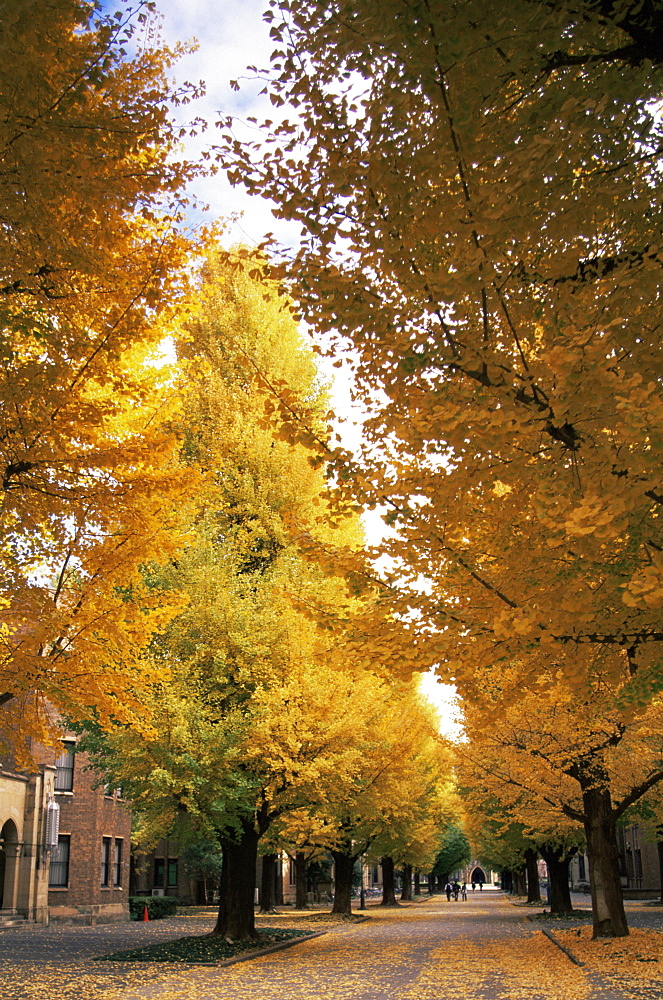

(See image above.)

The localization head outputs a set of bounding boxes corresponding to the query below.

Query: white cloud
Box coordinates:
[156,0,299,246]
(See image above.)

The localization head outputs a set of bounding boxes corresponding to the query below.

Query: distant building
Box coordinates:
[568,824,662,899]
[131,838,200,904]
[459,860,496,887]
[616,822,661,897]
[131,842,302,907]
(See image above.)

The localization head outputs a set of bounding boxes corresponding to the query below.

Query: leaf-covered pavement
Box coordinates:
[97,927,313,964]
[1,893,659,1000]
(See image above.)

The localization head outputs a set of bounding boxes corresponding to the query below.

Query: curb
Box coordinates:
[213,930,327,967]
[539,927,585,967]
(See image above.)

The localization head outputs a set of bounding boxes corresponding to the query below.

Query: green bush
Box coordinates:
[129,895,180,921]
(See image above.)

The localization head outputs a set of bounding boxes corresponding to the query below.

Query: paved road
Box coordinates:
[0,892,658,1000]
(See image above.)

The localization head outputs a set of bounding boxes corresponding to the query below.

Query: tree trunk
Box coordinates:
[295,851,308,909]
[259,853,276,914]
[656,827,663,904]
[380,856,399,906]
[275,855,283,906]
[525,848,541,903]
[414,869,421,895]
[513,866,527,896]
[539,844,574,915]
[400,863,413,901]
[331,849,355,915]
[428,871,435,894]
[213,821,259,939]
[582,785,629,938]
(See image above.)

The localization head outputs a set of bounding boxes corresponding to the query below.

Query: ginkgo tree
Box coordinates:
[456,664,663,936]
[462,794,581,912]
[0,0,205,748]
[219,0,663,937]
[79,255,397,940]
[300,685,455,916]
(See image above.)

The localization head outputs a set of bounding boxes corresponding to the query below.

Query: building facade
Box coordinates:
[565,824,663,899]
[0,737,131,925]
[0,761,54,925]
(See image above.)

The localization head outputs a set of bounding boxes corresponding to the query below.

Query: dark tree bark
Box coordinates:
[259,853,277,914]
[656,827,663,905]
[539,844,574,915]
[582,785,629,938]
[212,820,259,940]
[414,869,421,896]
[501,869,513,892]
[524,848,541,903]
[331,849,355,915]
[427,870,435,894]
[400,863,413,901]
[295,851,308,909]
[513,866,527,897]
[275,857,284,906]
[380,856,399,906]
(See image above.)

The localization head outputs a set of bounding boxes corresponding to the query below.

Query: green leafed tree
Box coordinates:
[432,822,471,885]
[78,254,393,940]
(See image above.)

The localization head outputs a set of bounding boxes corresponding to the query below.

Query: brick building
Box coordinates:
[0,737,131,925]
[131,837,199,904]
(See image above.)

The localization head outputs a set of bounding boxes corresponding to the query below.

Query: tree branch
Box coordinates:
[614,768,663,820]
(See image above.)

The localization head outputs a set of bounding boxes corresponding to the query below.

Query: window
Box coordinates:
[154,858,165,888]
[289,858,296,886]
[578,855,586,880]
[101,837,112,886]
[113,839,123,887]
[167,858,178,888]
[54,742,75,792]
[49,835,70,887]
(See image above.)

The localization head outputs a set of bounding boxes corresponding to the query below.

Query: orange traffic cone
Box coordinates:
[142,904,150,922]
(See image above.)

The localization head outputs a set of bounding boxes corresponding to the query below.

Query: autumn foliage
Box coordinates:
[218,0,663,936]
[77,256,456,938]
[0,0,204,744]
[8,0,663,949]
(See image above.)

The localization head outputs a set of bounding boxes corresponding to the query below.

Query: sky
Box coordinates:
[147,0,463,738]
[153,0,295,246]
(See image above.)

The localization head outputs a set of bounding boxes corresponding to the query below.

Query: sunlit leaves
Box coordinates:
[217,0,663,717]
[0,0,207,748]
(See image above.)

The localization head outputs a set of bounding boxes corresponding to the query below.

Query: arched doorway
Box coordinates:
[0,820,19,911]
[470,866,486,885]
